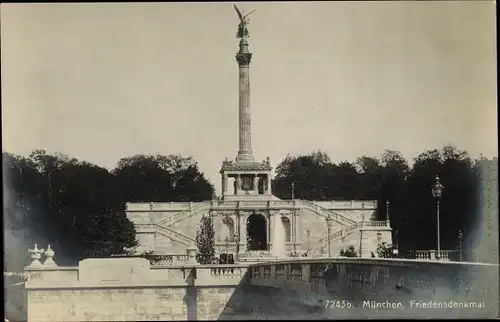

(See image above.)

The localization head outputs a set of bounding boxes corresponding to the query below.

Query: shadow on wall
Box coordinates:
[4,281,27,322]
[216,261,499,320]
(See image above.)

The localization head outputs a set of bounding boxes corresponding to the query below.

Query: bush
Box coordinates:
[339,246,358,257]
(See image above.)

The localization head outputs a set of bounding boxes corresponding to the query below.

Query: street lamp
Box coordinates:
[291,182,295,200]
[385,200,390,224]
[431,175,444,259]
[457,230,464,262]
[393,229,399,258]
[306,229,311,254]
[224,236,230,264]
[326,217,332,258]
[234,234,240,261]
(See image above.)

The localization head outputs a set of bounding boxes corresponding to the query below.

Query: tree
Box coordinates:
[3,151,138,265]
[272,145,482,254]
[113,154,214,202]
[195,215,215,264]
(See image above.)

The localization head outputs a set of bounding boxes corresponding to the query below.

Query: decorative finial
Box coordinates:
[28,243,44,267]
[186,246,197,264]
[43,245,57,267]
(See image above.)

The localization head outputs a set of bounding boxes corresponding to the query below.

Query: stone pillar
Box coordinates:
[186,246,197,264]
[235,174,241,195]
[240,211,247,251]
[222,174,228,195]
[267,211,273,250]
[265,173,272,195]
[292,203,298,253]
[253,174,259,192]
[235,38,254,162]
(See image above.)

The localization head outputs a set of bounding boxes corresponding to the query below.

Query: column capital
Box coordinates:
[236,52,252,66]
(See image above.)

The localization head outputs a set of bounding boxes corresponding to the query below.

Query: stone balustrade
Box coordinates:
[313,200,377,210]
[248,258,498,311]
[23,245,499,321]
[126,201,205,212]
[25,244,250,290]
[404,250,454,261]
[127,199,379,213]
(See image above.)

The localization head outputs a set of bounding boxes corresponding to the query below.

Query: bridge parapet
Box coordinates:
[25,259,251,289]
[248,258,499,305]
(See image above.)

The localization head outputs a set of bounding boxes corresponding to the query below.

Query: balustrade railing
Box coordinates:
[300,199,356,225]
[362,221,390,227]
[290,264,303,281]
[275,264,286,279]
[209,266,245,277]
[150,254,190,266]
[263,266,272,279]
[316,221,390,248]
[127,202,194,212]
[309,262,327,283]
[251,266,261,278]
[156,201,210,227]
[405,250,453,261]
[136,223,195,246]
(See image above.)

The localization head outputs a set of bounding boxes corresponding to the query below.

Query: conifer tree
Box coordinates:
[195,215,215,264]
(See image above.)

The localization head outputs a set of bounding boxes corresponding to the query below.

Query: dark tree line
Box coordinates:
[272,146,490,254]
[3,145,494,268]
[3,150,215,268]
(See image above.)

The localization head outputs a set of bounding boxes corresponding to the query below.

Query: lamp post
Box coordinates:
[234,234,240,262]
[292,183,297,256]
[431,175,444,259]
[306,229,311,254]
[393,229,399,258]
[385,200,390,225]
[224,236,230,264]
[326,217,332,258]
[457,230,464,262]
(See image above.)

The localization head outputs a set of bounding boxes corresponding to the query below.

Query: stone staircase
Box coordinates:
[155,201,210,227]
[237,251,280,262]
[299,199,356,226]
[135,223,195,246]
[311,221,389,256]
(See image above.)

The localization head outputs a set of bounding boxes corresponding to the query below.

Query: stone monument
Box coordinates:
[220,5,273,201]
[126,5,390,261]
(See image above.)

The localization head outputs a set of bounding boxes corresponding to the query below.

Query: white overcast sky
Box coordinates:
[1,2,497,193]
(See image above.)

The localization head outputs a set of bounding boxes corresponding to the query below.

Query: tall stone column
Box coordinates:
[235,38,254,162]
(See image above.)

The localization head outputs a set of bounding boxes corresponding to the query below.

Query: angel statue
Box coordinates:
[233,4,255,39]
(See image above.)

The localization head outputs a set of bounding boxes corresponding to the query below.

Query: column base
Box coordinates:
[235,152,255,162]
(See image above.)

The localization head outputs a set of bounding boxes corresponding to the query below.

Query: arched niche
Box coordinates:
[281,216,292,243]
[222,215,235,241]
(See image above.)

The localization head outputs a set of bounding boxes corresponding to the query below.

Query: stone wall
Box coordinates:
[25,257,250,321]
[126,200,382,256]
[297,208,340,250]
[247,258,499,319]
[24,256,499,321]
